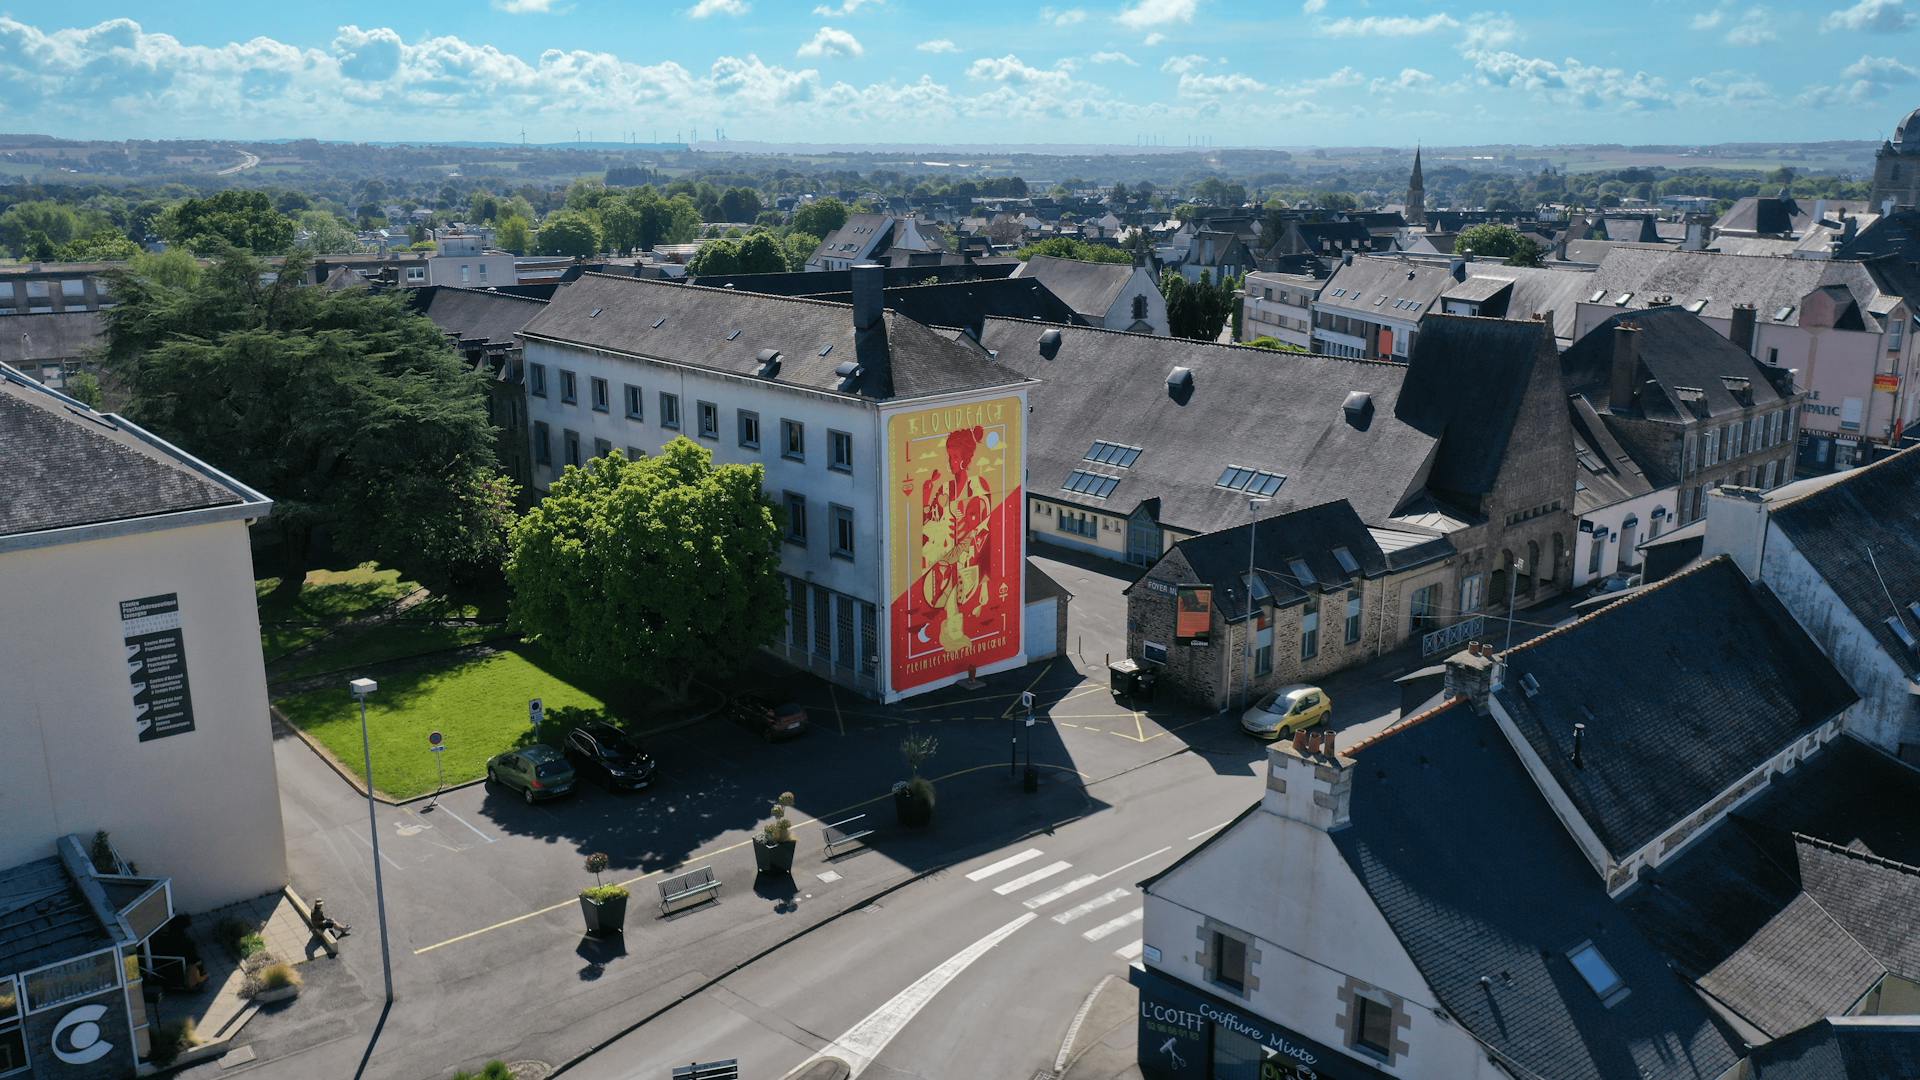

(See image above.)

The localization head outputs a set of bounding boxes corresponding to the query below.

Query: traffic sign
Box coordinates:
[529,698,544,727]
[430,745,445,754]
[428,730,443,747]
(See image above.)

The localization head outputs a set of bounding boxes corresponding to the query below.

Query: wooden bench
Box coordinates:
[821,813,875,859]
[659,865,721,915]
[670,1060,739,1080]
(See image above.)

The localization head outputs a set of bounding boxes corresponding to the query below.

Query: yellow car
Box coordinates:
[1240,684,1332,739]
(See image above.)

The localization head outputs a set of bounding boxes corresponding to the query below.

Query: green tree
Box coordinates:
[1161,270,1235,341]
[0,201,81,259]
[506,440,783,701]
[719,187,763,223]
[160,191,295,255]
[1453,223,1543,268]
[128,249,202,289]
[293,211,361,255]
[495,214,532,256]
[600,202,641,255]
[1015,237,1132,264]
[1244,336,1306,353]
[781,232,820,271]
[686,232,787,276]
[536,210,601,257]
[64,370,103,408]
[102,249,510,592]
[791,196,849,240]
[59,228,141,262]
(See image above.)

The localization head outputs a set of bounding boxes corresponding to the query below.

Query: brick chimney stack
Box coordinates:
[1609,323,1641,413]
[1444,644,1495,716]
[1261,726,1353,831]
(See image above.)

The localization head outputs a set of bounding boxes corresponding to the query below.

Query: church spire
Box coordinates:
[1406,145,1427,228]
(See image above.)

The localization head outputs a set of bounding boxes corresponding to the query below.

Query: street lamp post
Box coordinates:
[1238,497,1268,714]
[349,677,394,1004]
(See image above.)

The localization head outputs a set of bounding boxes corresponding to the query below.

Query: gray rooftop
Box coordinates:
[0,856,111,977]
[1008,255,1140,318]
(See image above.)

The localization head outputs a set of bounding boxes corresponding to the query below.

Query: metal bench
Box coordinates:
[821,813,875,859]
[671,1060,739,1080]
[659,865,721,915]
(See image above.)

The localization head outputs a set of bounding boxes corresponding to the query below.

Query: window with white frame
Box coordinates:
[1345,589,1363,644]
[829,429,853,473]
[1300,608,1319,660]
[739,410,761,449]
[1459,573,1484,614]
[590,377,609,413]
[659,392,680,430]
[697,400,719,439]
[624,384,642,420]
[560,369,577,404]
[831,504,855,560]
[782,419,805,460]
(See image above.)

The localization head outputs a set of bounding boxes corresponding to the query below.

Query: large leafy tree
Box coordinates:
[59,227,141,262]
[790,196,849,240]
[0,201,82,259]
[495,214,532,256]
[160,191,295,255]
[506,440,784,701]
[1016,236,1132,264]
[1161,270,1236,341]
[536,210,601,257]
[686,232,786,276]
[293,210,362,254]
[1453,223,1543,268]
[103,249,513,592]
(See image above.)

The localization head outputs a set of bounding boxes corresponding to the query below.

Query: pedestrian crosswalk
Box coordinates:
[960,847,1160,962]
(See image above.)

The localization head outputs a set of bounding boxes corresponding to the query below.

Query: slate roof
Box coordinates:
[1582,248,1912,331]
[1334,705,1742,1080]
[809,212,896,264]
[1570,394,1656,513]
[1767,445,1920,676]
[0,368,258,539]
[1396,315,1556,497]
[517,273,1029,403]
[1440,266,1595,346]
[797,276,1082,337]
[1747,1017,1920,1079]
[1560,306,1788,437]
[687,262,1015,296]
[0,855,112,976]
[1008,255,1140,319]
[1149,499,1452,621]
[1314,256,1455,320]
[0,311,104,365]
[977,320,1438,535]
[1495,557,1859,861]
[1730,730,1920,867]
[413,285,546,349]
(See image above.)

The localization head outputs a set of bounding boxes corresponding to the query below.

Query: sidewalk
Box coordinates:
[1058,974,1144,1080]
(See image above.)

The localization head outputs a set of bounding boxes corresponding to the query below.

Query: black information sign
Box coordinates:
[120,593,196,742]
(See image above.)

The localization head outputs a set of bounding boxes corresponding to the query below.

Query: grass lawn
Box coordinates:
[275,622,510,681]
[275,646,612,799]
[256,563,421,661]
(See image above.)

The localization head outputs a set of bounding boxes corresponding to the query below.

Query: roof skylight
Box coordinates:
[1567,942,1629,1006]
[1086,441,1143,468]
[1063,470,1121,498]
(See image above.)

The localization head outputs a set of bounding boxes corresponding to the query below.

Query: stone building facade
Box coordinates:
[1870,107,1920,212]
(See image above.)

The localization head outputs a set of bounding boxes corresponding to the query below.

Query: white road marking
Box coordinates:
[1083,908,1143,942]
[1188,820,1236,841]
[801,912,1036,1079]
[1115,939,1145,961]
[433,804,496,845]
[965,848,1043,881]
[1052,887,1129,925]
[1089,846,1172,885]
[1024,873,1101,909]
[351,829,403,871]
[992,860,1073,895]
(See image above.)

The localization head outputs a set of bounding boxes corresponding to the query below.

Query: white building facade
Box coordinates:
[1237,271,1316,350]
[518,269,1033,701]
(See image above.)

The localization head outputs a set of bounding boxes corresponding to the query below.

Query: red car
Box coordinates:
[730,694,808,741]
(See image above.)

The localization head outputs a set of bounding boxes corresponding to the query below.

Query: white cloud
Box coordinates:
[493,0,556,11]
[1274,66,1364,96]
[811,0,882,15]
[916,38,960,53]
[1321,14,1459,36]
[1090,50,1137,65]
[1824,0,1917,31]
[687,0,749,15]
[796,26,863,58]
[966,53,1075,91]
[1042,6,1089,25]
[1685,71,1775,106]
[1177,71,1266,95]
[1463,12,1520,48]
[1159,53,1210,74]
[1464,48,1673,110]
[1725,8,1778,44]
[1371,67,1435,92]
[1692,3,1730,28]
[1142,32,1167,45]
[1302,0,1326,11]
[1799,54,1918,102]
[1118,0,1198,31]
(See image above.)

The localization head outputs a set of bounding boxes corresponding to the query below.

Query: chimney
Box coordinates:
[1443,646,1495,716]
[1842,213,1858,242]
[1571,723,1586,768]
[1813,199,1828,228]
[1262,726,1353,830]
[850,263,892,397]
[1682,213,1710,251]
[1699,485,1771,580]
[1448,256,1467,281]
[1609,323,1641,413]
[1729,303,1757,356]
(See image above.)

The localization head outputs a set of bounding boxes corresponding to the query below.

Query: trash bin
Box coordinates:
[1134,669,1157,703]
[1109,657,1141,699]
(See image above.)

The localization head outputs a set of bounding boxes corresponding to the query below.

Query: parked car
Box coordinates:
[486,744,577,803]
[564,721,657,791]
[1240,684,1332,739]
[730,693,809,741]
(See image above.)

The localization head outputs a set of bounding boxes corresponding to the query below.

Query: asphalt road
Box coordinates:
[562,747,1259,1080]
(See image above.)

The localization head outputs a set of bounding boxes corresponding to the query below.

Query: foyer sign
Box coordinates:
[120,592,196,742]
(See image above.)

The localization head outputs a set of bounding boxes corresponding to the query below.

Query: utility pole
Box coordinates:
[349,678,394,1004]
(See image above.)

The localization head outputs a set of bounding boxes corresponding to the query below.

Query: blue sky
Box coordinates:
[1,0,1917,146]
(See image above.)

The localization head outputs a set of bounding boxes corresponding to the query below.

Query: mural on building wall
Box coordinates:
[1175,586,1213,646]
[887,396,1023,692]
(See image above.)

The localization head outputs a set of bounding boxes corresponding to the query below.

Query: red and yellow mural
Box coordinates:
[887,396,1024,693]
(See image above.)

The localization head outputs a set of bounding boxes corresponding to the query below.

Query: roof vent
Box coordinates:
[652,317,667,329]
[1166,366,1194,403]
[1342,390,1374,429]
[1519,672,1540,698]
[1037,327,1063,359]
[589,307,603,318]
[756,349,783,378]
[834,359,864,390]
[726,329,742,341]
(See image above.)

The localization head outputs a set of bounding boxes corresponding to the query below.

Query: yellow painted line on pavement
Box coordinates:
[410,758,1091,956]
[998,661,1056,719]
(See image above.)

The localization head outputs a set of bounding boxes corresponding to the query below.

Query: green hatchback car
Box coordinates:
[486,744,577,803]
